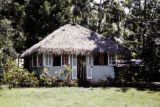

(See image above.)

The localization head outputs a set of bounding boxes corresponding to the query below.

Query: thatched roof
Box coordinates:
[21,24,125,57]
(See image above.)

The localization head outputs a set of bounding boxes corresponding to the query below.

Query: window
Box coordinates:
[45,54,52,66]
[94,53,108,65]
[72,55,77,66]
[88,55,93,66]
[53,55,61,66]
[109,54,116,65]
[29,56,32,67]
[32,53,37,67]
[37,54,43,66]
[62,54,69,65]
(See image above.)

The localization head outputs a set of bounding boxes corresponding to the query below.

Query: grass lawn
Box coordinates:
[0,87,160,107]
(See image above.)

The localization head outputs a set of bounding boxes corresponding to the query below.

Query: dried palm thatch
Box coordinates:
[21,24,125,57]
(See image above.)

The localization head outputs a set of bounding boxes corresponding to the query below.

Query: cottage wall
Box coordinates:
[31,65,115,82]
[29,53,116,82]
[91,66,115,82]
[31,66,65,76]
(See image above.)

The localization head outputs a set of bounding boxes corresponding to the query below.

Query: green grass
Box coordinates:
[0,87,160,107]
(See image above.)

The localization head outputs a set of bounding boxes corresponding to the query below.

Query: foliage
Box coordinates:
[38,65,77,87]
[24,0,72,48]
[0,19,16,68]
[3,59,77,88]
[0,0,26,53]
[4,57,17,72]
[142,35,160,81]
[115,66,146,85]
[121,0,159,82]
[60,65,77,87]
[64,65,77,86]
[0,71,3,86]
[38,71,53,87]
[4,58,38,88]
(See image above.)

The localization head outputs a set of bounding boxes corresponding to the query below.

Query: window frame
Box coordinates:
[32,53,37,67]
[52,54,61,66]
[93,52,117,66]
[37,53,43,67]
[44,53,53,67]
[108,52,117,66]
[93,53,108,66]
[61,54,70,66]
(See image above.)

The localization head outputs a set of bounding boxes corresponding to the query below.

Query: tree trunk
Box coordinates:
[98,0,102,33]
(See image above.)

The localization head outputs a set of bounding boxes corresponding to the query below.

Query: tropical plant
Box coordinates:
[4,58,38,88]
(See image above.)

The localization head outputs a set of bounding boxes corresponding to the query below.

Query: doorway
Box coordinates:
[77,55,86,80]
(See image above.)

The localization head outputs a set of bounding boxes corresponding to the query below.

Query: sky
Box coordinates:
[94,0,103,3]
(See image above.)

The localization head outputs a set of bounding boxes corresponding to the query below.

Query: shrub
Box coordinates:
[4,59,78,88]
[38,65,77,87]
[0,72,3,86]
[38,74,77,87]
[4,68,39,88]
[61,79,78,87]
[38,71,52,87]
[59,65,77,87]
[96,76,115,87]
[4,58,38,88]
[114,65,146,85]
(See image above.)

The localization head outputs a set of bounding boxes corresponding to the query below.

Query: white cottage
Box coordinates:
[21,24,124,83]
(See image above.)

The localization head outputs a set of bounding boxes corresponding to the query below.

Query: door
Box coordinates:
[72,55,77,79]
[77,55,86,80]
[86,55,93,79]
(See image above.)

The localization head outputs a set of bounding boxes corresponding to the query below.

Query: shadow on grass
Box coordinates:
[101,83,160,93]
[114,87,160,93]
[77,81,160,93]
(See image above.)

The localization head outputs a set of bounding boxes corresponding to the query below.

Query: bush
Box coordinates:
[4,58,38,88]
[59,65,77,87]
[38,73,77,87]
[114,65,145,85]
[38,65,78,87]
[0,72,3,86]
[60,79,78,87]
[4,58,78,88]
[4,68,39,88]
[38,71,53,87]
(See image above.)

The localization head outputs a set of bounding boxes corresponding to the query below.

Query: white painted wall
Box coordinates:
[31,53,115,82]
[91,66,115,82]
[31,65,115,82]
[31,66,65,77]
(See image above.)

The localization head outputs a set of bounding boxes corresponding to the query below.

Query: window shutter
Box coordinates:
[87,55,93,79]
[72,55,77,79]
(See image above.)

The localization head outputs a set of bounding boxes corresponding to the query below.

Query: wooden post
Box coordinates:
[61,54,62,66]
[116,53,118,66]
[108,52,109,66]
[43,53,45,67]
